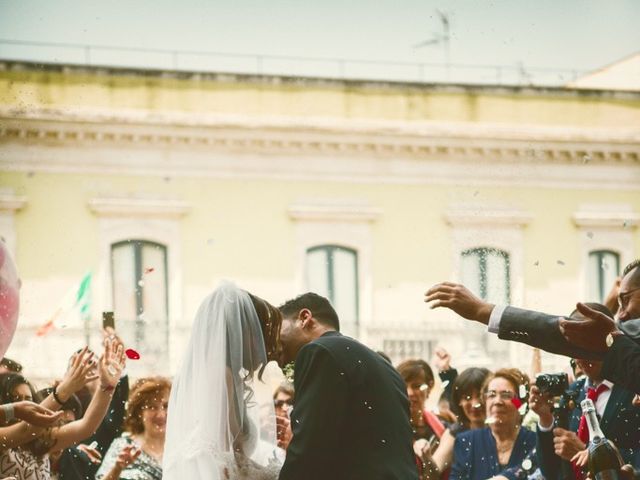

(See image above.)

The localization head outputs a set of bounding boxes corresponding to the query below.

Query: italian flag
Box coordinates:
[37,272,92,336]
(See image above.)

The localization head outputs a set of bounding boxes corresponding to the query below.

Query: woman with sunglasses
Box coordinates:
[450,368,535,480]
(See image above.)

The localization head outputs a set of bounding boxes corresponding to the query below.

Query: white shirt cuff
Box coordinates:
[537,421,554,432]
[488,305,506,334]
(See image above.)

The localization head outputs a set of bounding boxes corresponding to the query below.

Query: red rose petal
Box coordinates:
[511,397,523,409]
[125,348,140,360]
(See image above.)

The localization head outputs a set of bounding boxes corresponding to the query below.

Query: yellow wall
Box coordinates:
[1,67,639,127]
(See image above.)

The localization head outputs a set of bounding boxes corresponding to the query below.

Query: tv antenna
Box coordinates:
[413,9,451,80]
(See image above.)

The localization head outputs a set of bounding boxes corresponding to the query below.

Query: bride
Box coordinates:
[163,281,285,480]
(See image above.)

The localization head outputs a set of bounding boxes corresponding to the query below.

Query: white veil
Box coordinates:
[163,281,282,480]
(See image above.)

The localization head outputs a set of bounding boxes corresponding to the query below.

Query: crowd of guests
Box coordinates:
[1,255,639,480]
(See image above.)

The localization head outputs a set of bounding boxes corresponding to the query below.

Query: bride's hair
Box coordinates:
[247,293,282,366]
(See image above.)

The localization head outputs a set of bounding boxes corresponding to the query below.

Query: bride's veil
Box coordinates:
[163,281,280,479]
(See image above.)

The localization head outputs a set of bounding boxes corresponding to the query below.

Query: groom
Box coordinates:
[276,293,418,480]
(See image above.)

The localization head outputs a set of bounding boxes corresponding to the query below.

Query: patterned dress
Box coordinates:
[0,447,50,480]
[95,435,162,480]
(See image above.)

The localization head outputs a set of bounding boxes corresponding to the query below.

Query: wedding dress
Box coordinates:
[163,282,283,480]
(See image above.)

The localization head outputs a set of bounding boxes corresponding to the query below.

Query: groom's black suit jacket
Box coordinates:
[497,306,640,394]
[279,331,418,480]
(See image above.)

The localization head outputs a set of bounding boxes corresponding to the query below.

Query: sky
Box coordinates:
[0,0,639,85]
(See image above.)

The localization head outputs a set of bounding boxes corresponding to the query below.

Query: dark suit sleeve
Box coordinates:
[499,307,604,360]
[439,368,458,401]
[88,374,130,452]
[602,335,640,394]
[450,434,472,480]
[536,428,560,480]
[279,343,348,480]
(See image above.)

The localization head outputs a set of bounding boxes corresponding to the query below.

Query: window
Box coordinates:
[588,250,620,303]
[111,240,168,356]
[306,245,358,336]
[461,247,511,304]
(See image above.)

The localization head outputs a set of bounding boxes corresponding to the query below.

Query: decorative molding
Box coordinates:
[0,193,27,212]
[572,212,639,229]
[88,197,191,218]
[0,109,639,165]
[1,110,639,190]
[288,201,382,222]
[445,204,533,227]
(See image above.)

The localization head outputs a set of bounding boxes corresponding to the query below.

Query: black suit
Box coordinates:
[279,331,418,480]
[497,307,640,393]
[536,377,640,479]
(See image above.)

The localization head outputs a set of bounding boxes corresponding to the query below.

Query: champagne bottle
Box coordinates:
[581,399,623,480]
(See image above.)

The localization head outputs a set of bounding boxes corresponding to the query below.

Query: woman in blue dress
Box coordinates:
[450,368,536,480]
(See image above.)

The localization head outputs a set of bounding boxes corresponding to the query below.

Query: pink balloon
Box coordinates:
[0,241,20,360]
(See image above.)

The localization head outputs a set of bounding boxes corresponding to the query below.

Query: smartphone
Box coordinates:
[102,311,115,330]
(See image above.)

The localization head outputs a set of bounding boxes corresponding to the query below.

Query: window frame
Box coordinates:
[110,239,169,349]
[461,246,511,304]
[588,249,620,303]
[306,244,360,328]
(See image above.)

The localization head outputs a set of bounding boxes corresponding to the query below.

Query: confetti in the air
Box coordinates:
[125,349,141,360]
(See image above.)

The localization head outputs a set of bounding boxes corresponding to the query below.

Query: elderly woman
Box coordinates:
[450,368,535,480]
[96,377,171,480]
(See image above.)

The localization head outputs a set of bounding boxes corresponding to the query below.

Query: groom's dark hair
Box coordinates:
[279,292,340,331]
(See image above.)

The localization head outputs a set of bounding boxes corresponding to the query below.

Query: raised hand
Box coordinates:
[528,385,554,429]
[433,347,451,373]
[424,282,494,325]
[559,303,619,353]
[57,347,99,400]
[98,337,126,390]
[13,401,64,427]
[115,444,141,469]
[77,442,103,464]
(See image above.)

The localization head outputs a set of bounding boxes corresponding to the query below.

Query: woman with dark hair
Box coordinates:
[0,339,126,480]
[425,367,492,478]
[163,282,284,480]
[450,368,536,480]
[96,377,171,480]
[397,359,445,480]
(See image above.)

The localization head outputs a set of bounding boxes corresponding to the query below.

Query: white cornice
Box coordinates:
[88,197,191,218]
[572,211,639,229]
[288,201,382,222]
[1,108,639,190]
[445,204,533,227]
[0,194,27,212]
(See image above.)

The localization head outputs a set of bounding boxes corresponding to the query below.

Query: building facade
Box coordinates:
[1,61,639,381]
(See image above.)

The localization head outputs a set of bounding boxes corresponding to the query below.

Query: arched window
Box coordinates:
[588,250,620,303]
[306,245,358,336]
[461,247,511,304]
[111,240,168,355]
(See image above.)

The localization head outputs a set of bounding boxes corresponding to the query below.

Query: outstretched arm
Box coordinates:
[50,339,126,452]
[424,282,494,324]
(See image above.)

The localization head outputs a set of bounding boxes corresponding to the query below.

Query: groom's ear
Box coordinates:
[298,308,313,328]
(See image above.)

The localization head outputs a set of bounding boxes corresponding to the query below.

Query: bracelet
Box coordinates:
[52,386,65,405]
[100,385,116,393]
[1,403,15,423]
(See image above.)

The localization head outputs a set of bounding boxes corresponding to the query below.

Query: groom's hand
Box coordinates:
[276,415,292,450]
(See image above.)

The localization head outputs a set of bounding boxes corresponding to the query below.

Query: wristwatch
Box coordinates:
[605,330,624,348]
